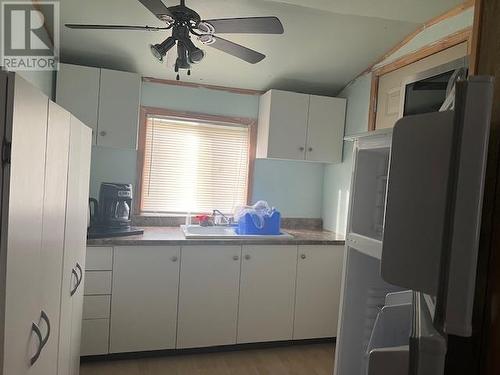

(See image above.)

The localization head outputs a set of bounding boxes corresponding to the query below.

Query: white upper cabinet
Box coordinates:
[56,64,99,144]
[97,68,141,149]
[257,90,309,160]
[306,95,346,163]
[56,63,141,150]
[257,89,346,163]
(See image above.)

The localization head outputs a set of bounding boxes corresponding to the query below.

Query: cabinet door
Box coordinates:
[265,90,309,160]
[238,245,298,343]
[306,96,346,163]
[2,75,47,375]
[37,102,71,375]
[97,69,141,149]
[294,245,344,339]
[56,64,100,144]
[110,246,180,353]
[58,116,92,375]
[177,246,241,348]
[69,117,92,375]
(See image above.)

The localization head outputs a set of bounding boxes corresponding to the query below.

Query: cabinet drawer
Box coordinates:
[83,295,111,319]
[86,247,113,270]
[81,319,110,356]
[84,271,112,295]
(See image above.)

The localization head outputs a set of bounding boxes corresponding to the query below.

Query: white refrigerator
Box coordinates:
[334,76,494,375]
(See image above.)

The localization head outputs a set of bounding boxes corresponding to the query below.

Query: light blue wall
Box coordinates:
[322,73,371,233]
[91,82,325,218]
[19,71,55,99]
[252,159,324,218]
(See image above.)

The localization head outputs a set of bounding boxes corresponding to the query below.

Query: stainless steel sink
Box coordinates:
[181,225,293,239]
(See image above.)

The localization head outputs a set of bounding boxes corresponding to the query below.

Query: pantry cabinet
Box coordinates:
[237,245,298,343]
[294,245,344,339]
[58,116,92,375]
[56,63,141,149]
[110,246,180,353]
[257,89,346,163]
[0,73,92,375]
[177,246,242,348]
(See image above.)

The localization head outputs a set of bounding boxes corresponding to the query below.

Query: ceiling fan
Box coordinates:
[66,0,284,80]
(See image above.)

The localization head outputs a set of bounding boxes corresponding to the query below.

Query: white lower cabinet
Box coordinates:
[109,246,180,353]
[177,246,242,348]
[293,245,344,339]
[83,242,344,356]
[81,319,110,356]
[237,245,298,343]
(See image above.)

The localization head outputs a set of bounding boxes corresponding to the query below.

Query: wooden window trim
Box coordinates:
[136,106,257,215]
[367,27,473,131]
[142,76,264,96]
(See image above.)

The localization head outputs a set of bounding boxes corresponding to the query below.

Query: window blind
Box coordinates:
[141,115,250,214]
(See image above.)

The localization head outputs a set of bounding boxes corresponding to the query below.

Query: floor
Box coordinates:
[80,343,335,375]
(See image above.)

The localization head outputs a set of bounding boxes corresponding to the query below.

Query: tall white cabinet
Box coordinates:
[257,89,346,163]
[0,73,92,375]
[56,64,141,149]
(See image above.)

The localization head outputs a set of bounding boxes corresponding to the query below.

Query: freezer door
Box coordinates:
[410,292,447,375]
[381,110,455,296]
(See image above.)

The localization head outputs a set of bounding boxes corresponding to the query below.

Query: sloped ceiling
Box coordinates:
[59,0,464,95]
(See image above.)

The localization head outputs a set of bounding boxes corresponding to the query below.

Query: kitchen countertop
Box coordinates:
[87,226,345,246]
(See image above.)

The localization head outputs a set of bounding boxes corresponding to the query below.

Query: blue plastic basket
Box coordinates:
[236,210,281,235]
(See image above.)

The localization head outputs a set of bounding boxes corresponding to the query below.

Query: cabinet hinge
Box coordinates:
[2,141,11,165]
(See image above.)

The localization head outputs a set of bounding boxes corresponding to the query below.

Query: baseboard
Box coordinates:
[81,337,336,363]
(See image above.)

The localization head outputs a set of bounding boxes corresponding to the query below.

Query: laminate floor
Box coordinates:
[80,343,335,375]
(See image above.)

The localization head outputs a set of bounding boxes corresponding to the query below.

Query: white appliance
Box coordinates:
[399,57,468,117]
[334,76,494,375]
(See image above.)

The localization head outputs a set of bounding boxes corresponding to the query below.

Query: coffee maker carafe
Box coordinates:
[88,183,144,238]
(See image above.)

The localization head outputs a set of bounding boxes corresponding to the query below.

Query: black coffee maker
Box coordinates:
[88,183,144,238]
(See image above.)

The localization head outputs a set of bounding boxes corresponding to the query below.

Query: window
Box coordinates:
[139,109,254,215]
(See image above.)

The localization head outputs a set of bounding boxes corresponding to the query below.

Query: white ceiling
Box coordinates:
[59,0,464,95]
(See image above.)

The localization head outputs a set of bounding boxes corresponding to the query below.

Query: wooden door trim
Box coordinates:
[360,0,475,77]
[367,27,472,131]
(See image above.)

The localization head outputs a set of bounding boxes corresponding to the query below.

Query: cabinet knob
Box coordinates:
[171,256,178,262]
[99,130,107,136]
[299,146,305,151]
[233,255,240,261]
[244,254,251,260]
[300,254,307,260]
[308,147,313,152]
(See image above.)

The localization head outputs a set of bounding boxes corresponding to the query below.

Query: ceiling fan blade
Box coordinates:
[203,17,284,34]
[65,24,169,31]
[208,36,265,64]
[137,0,173,21]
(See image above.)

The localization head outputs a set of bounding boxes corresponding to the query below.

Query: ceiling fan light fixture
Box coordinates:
[198,34,215,45]
[196,21,215,35]
[150,36,176,62]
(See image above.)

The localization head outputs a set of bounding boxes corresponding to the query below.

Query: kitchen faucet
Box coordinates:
[212,209,232,226]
